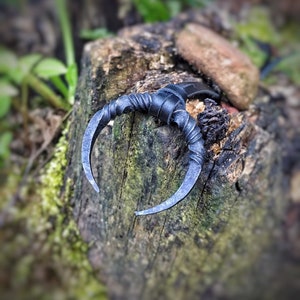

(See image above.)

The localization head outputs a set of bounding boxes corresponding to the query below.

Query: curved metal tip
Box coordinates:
[81,110,104,193]
[134,161,201,216]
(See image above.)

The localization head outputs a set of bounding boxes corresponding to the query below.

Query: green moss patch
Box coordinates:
[0,123,107,300]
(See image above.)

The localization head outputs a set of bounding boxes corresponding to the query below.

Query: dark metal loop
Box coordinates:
[81,82,219,216]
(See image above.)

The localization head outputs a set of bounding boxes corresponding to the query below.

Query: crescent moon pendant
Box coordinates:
[81,83,219,216]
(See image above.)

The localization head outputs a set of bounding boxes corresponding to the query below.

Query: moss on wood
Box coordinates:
[66,13,289,299]
[0,124,107,300]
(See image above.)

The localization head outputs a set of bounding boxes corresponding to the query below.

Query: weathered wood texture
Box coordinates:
[67,14,291,300]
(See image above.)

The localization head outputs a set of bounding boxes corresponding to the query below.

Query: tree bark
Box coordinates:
[66,13,292,300]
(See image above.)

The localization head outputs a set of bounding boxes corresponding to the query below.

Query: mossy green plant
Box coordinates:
[34,122,107,299]
[234,7,280,68]
[233,6,300,84]
[0,122,107,300]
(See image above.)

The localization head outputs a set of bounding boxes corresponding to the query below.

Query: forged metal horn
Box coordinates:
[81,82,220,216]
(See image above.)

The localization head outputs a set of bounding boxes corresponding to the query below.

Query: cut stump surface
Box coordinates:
[67,13,289,300]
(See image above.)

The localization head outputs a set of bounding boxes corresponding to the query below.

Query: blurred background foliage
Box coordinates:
[0,0,299,299]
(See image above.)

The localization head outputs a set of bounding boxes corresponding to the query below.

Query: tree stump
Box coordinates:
[66,14,290,300]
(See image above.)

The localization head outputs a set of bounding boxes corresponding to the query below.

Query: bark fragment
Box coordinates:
[176,23,259,110]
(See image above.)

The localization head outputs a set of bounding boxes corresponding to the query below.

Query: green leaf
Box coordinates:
[7,53,42,84]
[0,95,12,118]
[50,76,68,98]
[0,80,18,97]
[6,68,23,84]
[0,131,12,160]
[133,0,171,22]
[0,47,18,74]
[275,52,300,85]
[80,28,114,40]
[65,62,77,105]
[166,1,181,17]
[19,53,42,72]
[34,58,67,79]
[239,35,268,67]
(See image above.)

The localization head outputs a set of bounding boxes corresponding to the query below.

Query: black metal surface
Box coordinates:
[81,82,220,215]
